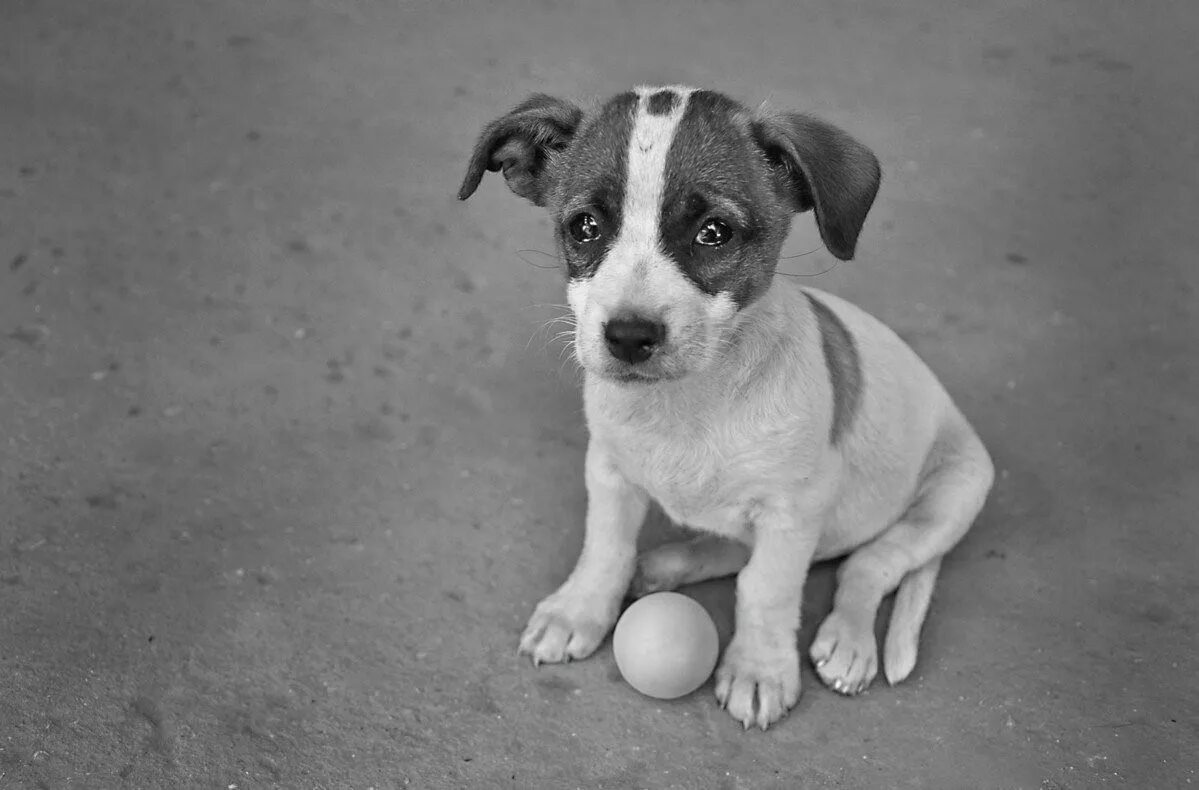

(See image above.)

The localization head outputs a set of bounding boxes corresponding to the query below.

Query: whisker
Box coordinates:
[519,248,561,260]
[776,247,840,279]
[525,304,576,325]
[527,302,573,311]
[779,246,822,260]
[775,261,840,278]
[516,249,564,270]
[557,345,584,380]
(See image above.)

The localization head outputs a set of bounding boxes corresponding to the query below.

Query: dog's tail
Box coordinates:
[882,555,943,685]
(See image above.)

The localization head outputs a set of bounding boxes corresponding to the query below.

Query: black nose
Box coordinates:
[603,316,665,364]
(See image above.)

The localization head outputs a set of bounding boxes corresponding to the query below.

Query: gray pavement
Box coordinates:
[1,1,1196,787]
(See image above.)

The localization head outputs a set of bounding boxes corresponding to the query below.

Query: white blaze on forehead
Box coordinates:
[611,87,694,277]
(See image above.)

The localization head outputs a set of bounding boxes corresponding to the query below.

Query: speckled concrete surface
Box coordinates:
[1,1,1196,788]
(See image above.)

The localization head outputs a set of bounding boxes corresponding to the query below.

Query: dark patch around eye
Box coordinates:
[657,90,790,307]
[555,92,638,280]
[558,178,624,279]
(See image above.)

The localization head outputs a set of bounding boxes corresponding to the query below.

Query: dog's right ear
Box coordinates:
[751,112,881,261]
[457,94,584,207]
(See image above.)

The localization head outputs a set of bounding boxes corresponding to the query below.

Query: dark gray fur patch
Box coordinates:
[646,89,680,116]
[805,292,862,445]
[554,92,638,280]
[657,90,794,307]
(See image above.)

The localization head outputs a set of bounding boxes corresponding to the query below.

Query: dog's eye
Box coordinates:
[694,219,732,247]
[567,213,602,244]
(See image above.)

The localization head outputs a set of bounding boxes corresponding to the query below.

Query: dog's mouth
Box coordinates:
[604,368,669,384]
[588,357,689,384]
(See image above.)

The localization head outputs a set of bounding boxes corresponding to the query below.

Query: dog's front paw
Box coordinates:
[518,584,619,666]
[809,610,878,695]
[714,631,801,730]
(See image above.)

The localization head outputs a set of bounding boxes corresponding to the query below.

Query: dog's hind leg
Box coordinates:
[882,554,942,684]
[629,534,750,597]
[809,419,993,695]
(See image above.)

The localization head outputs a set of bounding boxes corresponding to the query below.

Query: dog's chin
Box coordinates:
[584,358,692,385]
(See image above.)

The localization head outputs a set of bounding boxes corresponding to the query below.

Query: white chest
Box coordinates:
[591,401,810,538]
[608,424,739,528]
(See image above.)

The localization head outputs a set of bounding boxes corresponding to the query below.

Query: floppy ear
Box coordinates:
[457,94,584,207]
[752,113,881,260]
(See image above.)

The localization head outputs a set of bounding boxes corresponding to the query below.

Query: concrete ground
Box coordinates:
[1,1,1196,787]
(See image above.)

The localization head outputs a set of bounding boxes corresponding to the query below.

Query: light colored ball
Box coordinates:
[612,592,719,700]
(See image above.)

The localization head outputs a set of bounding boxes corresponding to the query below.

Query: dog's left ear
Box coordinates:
[457,94,584,207]
[752,113,881,260]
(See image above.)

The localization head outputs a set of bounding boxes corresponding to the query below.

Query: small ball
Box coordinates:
[612,592,719,700]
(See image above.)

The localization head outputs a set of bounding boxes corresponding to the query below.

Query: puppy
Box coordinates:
[458,86,993,730]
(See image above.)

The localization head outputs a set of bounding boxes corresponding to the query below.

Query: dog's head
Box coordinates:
[459,87,880,383]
